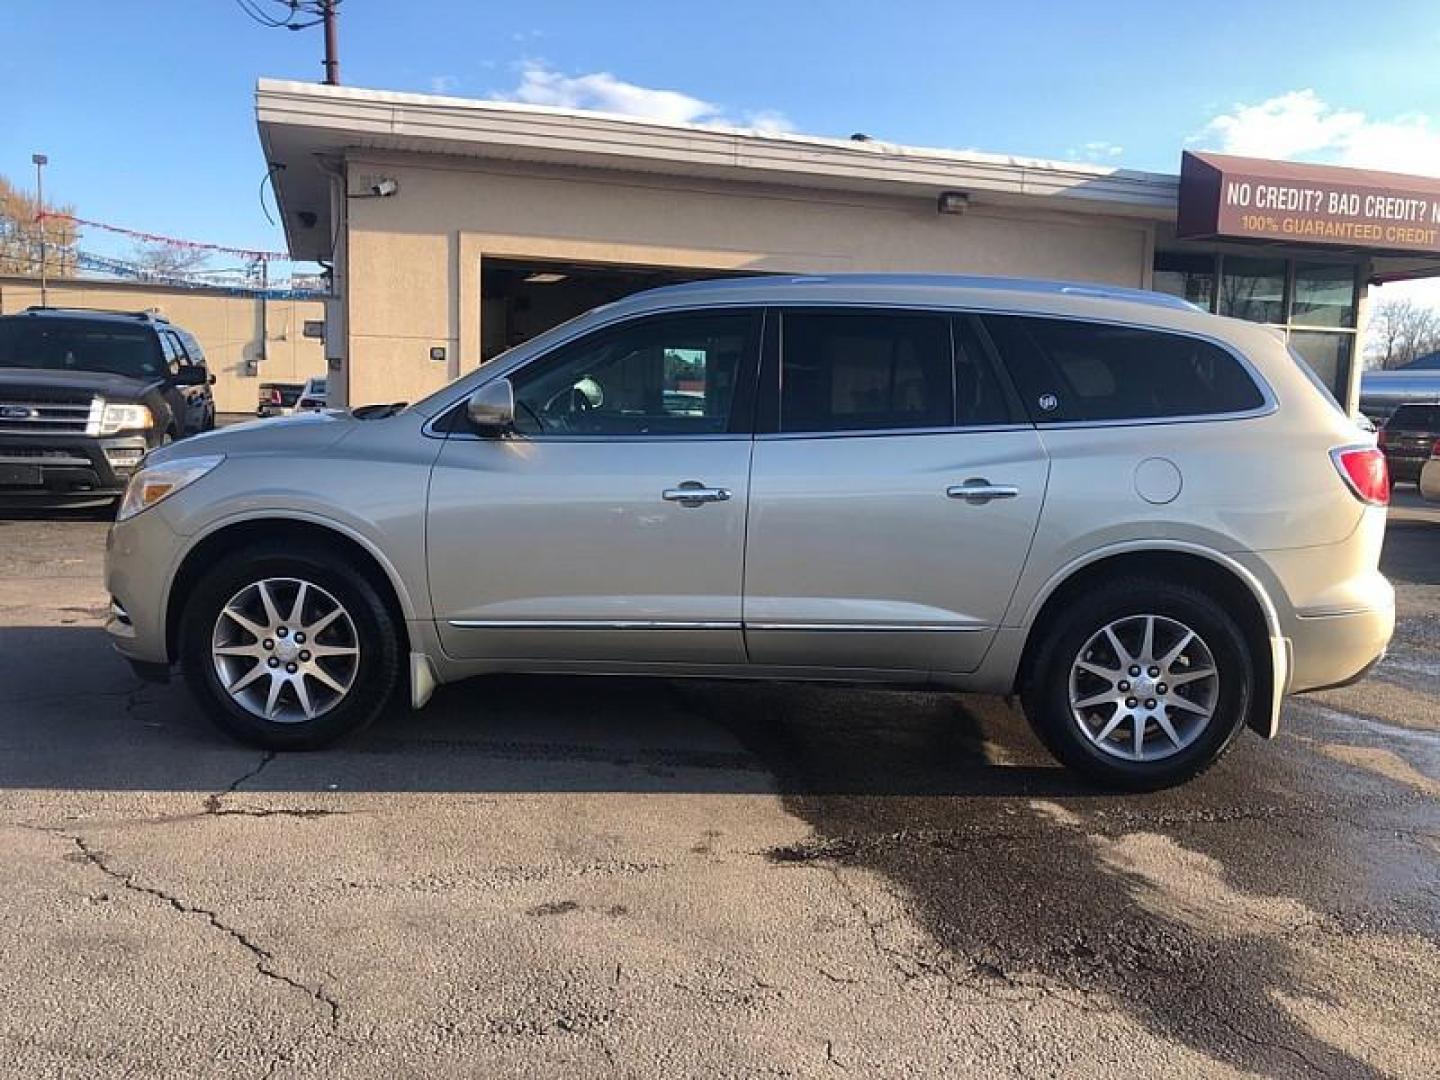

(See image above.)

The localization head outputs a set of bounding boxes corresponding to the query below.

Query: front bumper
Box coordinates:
[0,432,151,498]
[105,501,188,666]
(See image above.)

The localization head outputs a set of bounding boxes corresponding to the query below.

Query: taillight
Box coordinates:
[1432,438,1440,459]
[268,389,283,405]
[1331,445,1390,506]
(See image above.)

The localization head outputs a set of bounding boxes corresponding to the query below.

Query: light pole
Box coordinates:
[31,153,48,307]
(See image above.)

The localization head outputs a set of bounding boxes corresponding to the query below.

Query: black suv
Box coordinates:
[0,307,215,503]
[1379,402,1440,487]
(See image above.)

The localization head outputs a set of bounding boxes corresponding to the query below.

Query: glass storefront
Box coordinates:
[1218,257,1288,324]
[1151,251,1360,402]
[1152,252,1214,311]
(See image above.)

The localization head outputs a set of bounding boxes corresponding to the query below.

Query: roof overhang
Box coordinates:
[256,78,1180,262]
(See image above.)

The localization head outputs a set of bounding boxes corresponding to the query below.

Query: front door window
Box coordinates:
[509,311,759,436]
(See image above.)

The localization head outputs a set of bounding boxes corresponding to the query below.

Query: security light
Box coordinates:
[937,191,970,215]
[523,272,568,284]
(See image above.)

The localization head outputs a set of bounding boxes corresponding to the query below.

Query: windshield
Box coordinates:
[0,318,164,380]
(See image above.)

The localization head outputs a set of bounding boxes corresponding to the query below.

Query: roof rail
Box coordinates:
[640,273,1204,313]
[22,305,169,322]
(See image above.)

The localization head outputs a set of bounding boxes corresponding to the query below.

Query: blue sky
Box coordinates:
[4,0,1440,270]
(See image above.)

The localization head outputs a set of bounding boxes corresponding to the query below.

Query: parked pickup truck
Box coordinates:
[257,382,306,417]
[0,307,214,504]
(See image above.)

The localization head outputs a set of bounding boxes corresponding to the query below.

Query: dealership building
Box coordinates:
[257,79,1440,412]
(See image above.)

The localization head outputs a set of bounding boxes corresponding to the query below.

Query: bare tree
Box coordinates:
[1365,297,1440,370]
[0,175,78,277]
[129,241,211,280]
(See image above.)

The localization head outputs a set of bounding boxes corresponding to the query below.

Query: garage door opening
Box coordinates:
[481,258,753,361]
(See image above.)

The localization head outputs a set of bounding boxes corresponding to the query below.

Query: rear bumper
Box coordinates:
[1286,594,1395,695]
[0,432,152,497]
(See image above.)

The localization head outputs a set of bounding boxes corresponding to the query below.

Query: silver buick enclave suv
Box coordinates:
[104,275,1394,788]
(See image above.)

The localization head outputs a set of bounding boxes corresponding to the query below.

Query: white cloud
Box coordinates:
[741,109,797,135]
[499,62,793,133]
[429,74,460,94]
[1069,140,1125,162]
[1194,89,1440,174]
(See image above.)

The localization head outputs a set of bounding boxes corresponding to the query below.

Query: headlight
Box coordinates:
[100,403,154,435]
[117,455,225,522]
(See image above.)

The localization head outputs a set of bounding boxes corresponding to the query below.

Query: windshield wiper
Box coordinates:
[351,401,408,420]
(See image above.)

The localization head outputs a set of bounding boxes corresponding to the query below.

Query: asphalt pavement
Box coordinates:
[0,494,1435,1078]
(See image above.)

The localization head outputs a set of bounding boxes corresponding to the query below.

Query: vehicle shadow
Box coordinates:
[0,624,1085,798]
[0,500,115,523]
[0,624,1415,1077]
[1382,513,1440,587]
[687,678,1399,1079]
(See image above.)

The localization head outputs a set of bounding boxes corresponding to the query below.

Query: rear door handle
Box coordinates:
[947,480,1020,504]
[663,481,732,508]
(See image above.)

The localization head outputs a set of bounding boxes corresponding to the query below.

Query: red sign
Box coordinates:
[1177,151,1440,255]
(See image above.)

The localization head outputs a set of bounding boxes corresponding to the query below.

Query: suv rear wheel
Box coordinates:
[179,543,401,749]
[1022,577,1253,790]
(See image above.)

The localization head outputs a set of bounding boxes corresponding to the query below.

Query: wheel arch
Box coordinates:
[165,514,414,663]
[1013,543,1285,737]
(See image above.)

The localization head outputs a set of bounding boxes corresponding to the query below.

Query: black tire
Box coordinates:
[179,541,402,749]
[1021,576,1253,791]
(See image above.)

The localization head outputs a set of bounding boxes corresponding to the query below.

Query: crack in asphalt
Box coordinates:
[197,752,344,820]
[64,832,342,1033]
[5,819,345,1076]
[1214,1010,1336,1078]
[203,751,277,813]
[6,683,149,709]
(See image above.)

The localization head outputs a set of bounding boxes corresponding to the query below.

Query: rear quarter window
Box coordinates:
[982,315,1266,423]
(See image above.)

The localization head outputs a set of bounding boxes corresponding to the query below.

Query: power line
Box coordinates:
[236,1,343,84]
[234,0,299,29]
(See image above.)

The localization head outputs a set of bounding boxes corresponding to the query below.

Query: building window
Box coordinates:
[1291,262,1357,329]
[1289,331,1353,403]
[1152,251,1361,405]
[1152,252,1215,311]
[1219,256,1288,323]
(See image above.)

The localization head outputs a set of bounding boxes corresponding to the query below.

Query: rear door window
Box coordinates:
[981,315,1265,423]
[777,310,952,433]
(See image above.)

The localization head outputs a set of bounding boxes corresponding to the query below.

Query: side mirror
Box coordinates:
[465,379,516,435]
[172,366,208,387]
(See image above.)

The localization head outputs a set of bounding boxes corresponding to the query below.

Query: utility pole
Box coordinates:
[321,0,339,85]
[31,153,48,306]
[243,3,341,85]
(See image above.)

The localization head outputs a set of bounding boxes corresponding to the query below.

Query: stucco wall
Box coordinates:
[0,277,326,413]
[341,155,1155,406]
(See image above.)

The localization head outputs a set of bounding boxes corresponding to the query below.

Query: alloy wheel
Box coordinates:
[1067,614,1219,762]
[210,577,360,723]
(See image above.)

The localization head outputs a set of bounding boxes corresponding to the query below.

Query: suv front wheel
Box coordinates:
[179,543,401,749]
[1022,577,1253,790]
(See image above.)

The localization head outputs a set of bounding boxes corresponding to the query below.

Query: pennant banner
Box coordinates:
[35,212,291,261]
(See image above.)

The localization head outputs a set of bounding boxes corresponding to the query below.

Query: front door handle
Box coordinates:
[663,481,732,508]
[947,479,1020,504]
